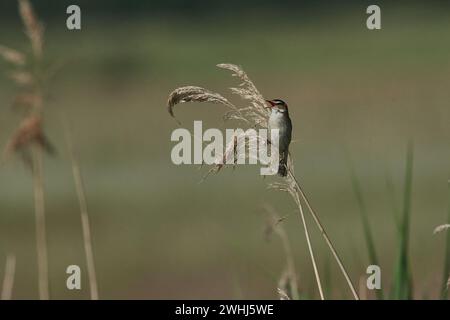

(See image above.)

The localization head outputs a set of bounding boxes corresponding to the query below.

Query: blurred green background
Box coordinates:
[0,0,449,299]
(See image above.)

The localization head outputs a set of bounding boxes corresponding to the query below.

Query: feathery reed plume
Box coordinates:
[434,224,450,235]
[18,0,43,60]
[1,254,16,300]
[9,71,34,86]
[1,0,52,300]
[167,63,359,299]
[167,86,233,118]
[63,122,99,300]
[0,45,26,66]
[3,115,54,166]
[277,287,291,300]
[217,63,267,126]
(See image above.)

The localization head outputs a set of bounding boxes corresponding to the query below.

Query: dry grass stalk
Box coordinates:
[358,275,367,300]
[1,254,16,300]
[287,172,359,299]
[64,124,99,300]
[292,187,325,299]
[32,145,49,299]
[167,63,359,299]
[264,205,300,300]
[18,0,43,60]
[434,224,450,235]
[268,175,325,299]
[2,0,51,300]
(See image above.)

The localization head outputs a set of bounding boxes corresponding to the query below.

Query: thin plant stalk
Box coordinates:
[64,125,99,300]
[32,146,49,300]
[293,192,324,299]
[1,254,16,300]
[277,228,300,300]
[289,170,360,300]
[440,180,450,299]
[265,205,300,300]
[392,142,413,300]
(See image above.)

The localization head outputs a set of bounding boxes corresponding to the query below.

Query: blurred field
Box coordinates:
[1,4,450,299]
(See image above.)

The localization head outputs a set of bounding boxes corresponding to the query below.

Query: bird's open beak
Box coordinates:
[265,100,275,108]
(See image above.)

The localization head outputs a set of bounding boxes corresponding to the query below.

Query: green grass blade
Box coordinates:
[385,172,401,232]
[348,162,383,299]
[392,142,414,300]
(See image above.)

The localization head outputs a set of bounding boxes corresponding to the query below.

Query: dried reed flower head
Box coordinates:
[167,64,270,127]
[9,71,34,86]
[0,45,26,66]
[166,64,297,182]
[167,86,233,118]
[167,64,275,176]
[206,131,268,177]
[277,287,291,300]
[3,115,54,166]
[433,224,450,234]
[217,64,268,127]
[18,0,44,60]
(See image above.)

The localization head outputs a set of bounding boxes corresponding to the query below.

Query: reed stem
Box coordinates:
[32,146,49,300]
[64,125,99,300]
[288,169,359,300]
[1,254,16,300]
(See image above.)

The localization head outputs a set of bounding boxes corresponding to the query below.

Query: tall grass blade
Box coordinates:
[348,162,383,299]
[385,172,401,233]
[392,142,413,300]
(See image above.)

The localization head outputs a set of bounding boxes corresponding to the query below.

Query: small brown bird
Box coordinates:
[266,99,292,177]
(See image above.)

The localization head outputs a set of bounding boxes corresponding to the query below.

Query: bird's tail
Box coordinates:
[278,151,288,177]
